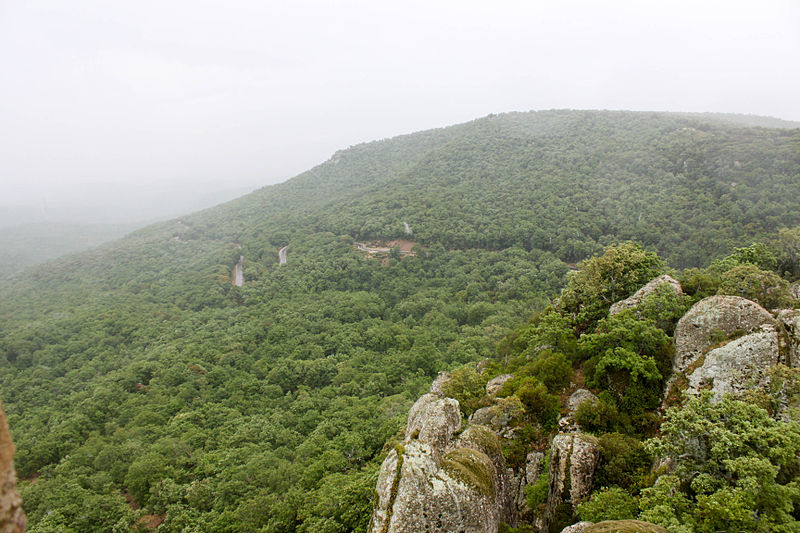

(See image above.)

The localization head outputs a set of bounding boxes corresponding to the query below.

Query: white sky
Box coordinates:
[0,0,798,219]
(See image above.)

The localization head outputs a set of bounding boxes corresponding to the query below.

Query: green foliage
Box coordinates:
[524,450,550,509]
[595,433,650,491]
[516,379,560,427]
[441,364,486,417]
[558,243,664,330]
[580,312,670,412]
[642,394,800,531]
[498,308,577,360]
[776,226,800,280]
[506,349,573,394]
[635,283,689,335]
[717,263,794,308]
[576,486,639,522]
[528,351,573,393]
[574,396,630,435]
[3,111,800,530]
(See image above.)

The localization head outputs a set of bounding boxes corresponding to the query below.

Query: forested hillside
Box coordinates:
[0,110,799,531]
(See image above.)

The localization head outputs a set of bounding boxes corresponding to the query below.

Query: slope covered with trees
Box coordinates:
[0,110,798,531]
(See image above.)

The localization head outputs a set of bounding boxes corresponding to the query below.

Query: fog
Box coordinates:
[1,0,799,225]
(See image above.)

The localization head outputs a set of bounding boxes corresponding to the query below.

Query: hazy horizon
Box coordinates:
[1,0,799,226]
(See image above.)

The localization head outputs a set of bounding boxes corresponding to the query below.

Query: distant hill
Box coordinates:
[1,110,799,531]
[0,222,139,275]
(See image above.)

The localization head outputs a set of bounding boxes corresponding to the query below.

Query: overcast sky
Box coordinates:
[0,0,798,221]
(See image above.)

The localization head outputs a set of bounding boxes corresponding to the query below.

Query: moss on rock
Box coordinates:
[441,447,496,497]
[583,520,668,533]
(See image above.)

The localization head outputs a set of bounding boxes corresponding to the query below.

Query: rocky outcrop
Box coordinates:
[776,309,800,367]
[468,397,524,437]
[567,389,597,415]
[673,295,774,375]
[561,523,593,533]
[545,434,600,529]
[0,401,25,533]
[404,394,461,451]
[372,393,517,533]
[686,325,779,401]
[791,281,800,300]
[372,441,501,533]
[610,275,682,315]
[429,371,451,396]
[583,520,668,533]
[486,374,513,398]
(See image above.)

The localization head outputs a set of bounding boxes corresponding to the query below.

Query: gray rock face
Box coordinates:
[583,520,668,533]
[686,325,779,401]
[0,401,25,533]
[673,295,774,375]
[545,434,600,529]
[429,371,451,396]
[610,275,682,315]
[468,397,524,434]
[777,309,800,367]
[371,441,500,533]
[525,451,545,485]
[560,523,594,533]
[486,374,513,398]
[372,394,517,533]
[567,389,598,415]
[405,393,461,450]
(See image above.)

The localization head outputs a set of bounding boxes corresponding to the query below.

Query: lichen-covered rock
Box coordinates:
[468,397,524,434]
[405,393,461,450]
[525,451,545,484]
[486,374,513,398]
[673,295,774,375]
[777,309,800,367]
[567,389,598,415]
[583,520,668,533]
[561,522,594,533]
[454,425,518,524]
[686,325,779,401]
[429,371,451,396]
[610,275,682,315]
[373,390,522,533]
[545,434,600,529]
[371,440,502,533]
[0,401,25,533]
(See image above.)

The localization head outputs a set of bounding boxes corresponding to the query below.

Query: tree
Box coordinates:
[642,394,800,531]
[717,263,793,309]
[558,243,664,331]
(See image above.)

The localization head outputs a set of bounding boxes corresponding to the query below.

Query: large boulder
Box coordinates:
[561,522,594,533]
[583,520,668,533]
[455,426,517,525]
[371,441,501,533]
[0,401,25,533]
[372,394,519,533]
[545,434,600,530]
[686,324,780,401]
[468,397,524,436]
[610,275,682,315]
[673,295,774,375]
[405,393,461,450]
